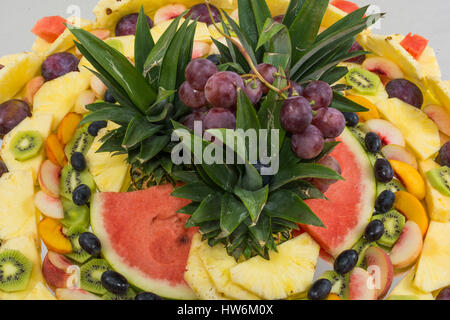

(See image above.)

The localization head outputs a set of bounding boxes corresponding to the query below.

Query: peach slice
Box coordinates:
[34,190,64,219]
[348,267,377,300]
[394,191,429,237]
[440,131,450,146]
[57,112,82,145]
[192,41,211,60]
[365,247,394,299]
[389,160,426,200]
[42,253,70,288]
[362,57,404,80]
[55,288,102,300]
[346,95,380,122]
[423,104,450,136]
[381,144,418,169]
[90,75,107,99]
[90,29,111,40]
[154,3,187,25]
[46,134,67,167]
[389,221,423,269]
[326,294,342,300]
[38,160,61,198]
[24,76,45,107]
[47,251,73,273]
[74,90,96,114]
[363,119,405,146]
[38,218,72,254]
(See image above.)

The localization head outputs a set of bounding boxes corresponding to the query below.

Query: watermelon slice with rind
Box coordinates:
[303,128,376,257]
[91,184,197,300]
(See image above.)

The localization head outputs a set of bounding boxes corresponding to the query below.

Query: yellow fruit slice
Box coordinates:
[376,98,440,160]
[418,159,450,222]
[394,191,429,236]
[389,266,433,300]
[229,233,320,300]
[184,234,227,300]
[321,4,347,28]
[0,114,53,182]
[24,282,56,300]
[426,76,450,114]
[346,95,380,121]
[0,235,44,300]
[0,52,43,103]
[33,71,91,130]
[414,221,450,292]
[418,46,441,78]
[0,53,24,66]
[86,122,130,192]
[389,160,426,200]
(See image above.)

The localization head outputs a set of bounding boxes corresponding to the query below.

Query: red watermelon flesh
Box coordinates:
[302,128,376,257]
[91,184,198,300]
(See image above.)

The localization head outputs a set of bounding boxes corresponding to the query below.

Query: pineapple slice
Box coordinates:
[0,114,53,182]
[105,36,135,58]
[321,3,347,28]
[0,170,37,243]
[389,266,433,300]
[33,71,91,130]
[150,18,212,43]
[418,47,441,79]
[0,53,24,66]
[229,233,320,300]
[418,159,450,222]
[197,238,261,300]
[86,122,130,192]
[414,221,450,292]
[184,234,226,300]
[375,98,440,160]
[0,52,43,102]
[0,235,44,300]
[25,282,56,300]
[426,76,450,114]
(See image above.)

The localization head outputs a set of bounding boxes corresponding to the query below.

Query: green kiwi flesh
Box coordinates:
[426,167,450,197]
[351,238,376,268]
[64,227,91,264]
[346,67,381,95]
[320,270,349,299]
[61,199,90,231]
[9,131,43,161]
[60,165,96,201]
[377,179,405,197]
[64,124,94,158]
[0,250,32,292]
[371,210,405,248]
[349,124,366,147]
[80,259,110,295]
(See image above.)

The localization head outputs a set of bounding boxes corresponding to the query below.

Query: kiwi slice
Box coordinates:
[351,238,376,268]
[80,259,110,295]
[426,167,450,197]
[376,179,405,197]
[349,124,366,147]
[9,131,43,161]
[0,250,32,292]
[105,39,125,54]
[61,199,90,230]
[102,288,136,300]
[64,124,94,159]
[371,210,405,248]
[60,165,96,201]
[64,227,91,264]
[320,270,349,300]
[346,67,381,95]
[368,152,384,167]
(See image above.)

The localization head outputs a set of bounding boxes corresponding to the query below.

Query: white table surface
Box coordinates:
[0,0,449,78]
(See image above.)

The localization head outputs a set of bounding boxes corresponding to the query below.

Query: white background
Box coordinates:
[0,0,449,78]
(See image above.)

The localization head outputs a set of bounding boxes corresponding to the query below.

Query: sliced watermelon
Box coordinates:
[400,33,429,60]
[91,184,197,300]
[331,0,360,13]
[302,128,376,257]
[31,16,67,43]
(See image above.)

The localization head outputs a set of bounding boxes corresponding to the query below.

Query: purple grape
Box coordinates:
[0,160,8,178]
[252,64,277,94]
[41,52,79,82]
[288,81,303,97]
[291,125,324,160]
[182,111,206,131]
[185,58,218,91]
[385,79,423,109]
[0,64,4,70]
[204,71,243,109]
[115,13,153,36]
[204,108,236,130]
[179,82,207,109]
[273,15,284,24]
[0,99,31,135]
[437,141,450,167]
[187,4,221,25]
[313,155,342,193]
[346,42,366,64]
[243,79,263,105]
[436,287,450,300]
[280,96,313,134]
[312,107,346,139]
[303,81,333,110]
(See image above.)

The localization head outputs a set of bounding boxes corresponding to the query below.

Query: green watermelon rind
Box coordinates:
[90,193,197,300]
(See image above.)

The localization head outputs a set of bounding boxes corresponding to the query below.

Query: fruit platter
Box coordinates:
[0,0,448,301]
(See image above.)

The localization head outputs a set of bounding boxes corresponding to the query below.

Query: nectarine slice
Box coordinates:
[24,76,45,107]
[389,221,423,269]
[423,104,450,136]
[39,160,61,198]
[46,134,67,167]
[34,190,64,219]
[381,144,418,169]
[394,191,429,237]
[365,247,394,299]
[42,253,70,288]
[38,218,72,254]
[348,267,377,300]
[389,160,426,200]
[57,112,82,145]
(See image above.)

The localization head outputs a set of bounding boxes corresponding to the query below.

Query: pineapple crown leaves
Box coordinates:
[67,8,198,187]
